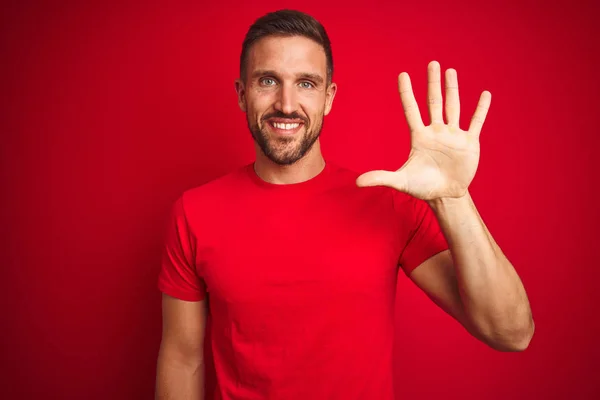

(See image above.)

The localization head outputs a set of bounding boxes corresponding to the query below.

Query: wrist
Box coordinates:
[427,191,472,213]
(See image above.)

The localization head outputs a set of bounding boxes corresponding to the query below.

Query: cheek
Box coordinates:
[301,100,325,121]
[248,94,275,118]
[301,91,326,109]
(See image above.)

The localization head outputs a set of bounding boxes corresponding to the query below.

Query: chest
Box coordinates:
[195,191,401,307]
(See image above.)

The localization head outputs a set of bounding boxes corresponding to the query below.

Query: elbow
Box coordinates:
[157,340,205,371]
[494,330,533,352]
[484,317,535,352]
[513,317,536,351]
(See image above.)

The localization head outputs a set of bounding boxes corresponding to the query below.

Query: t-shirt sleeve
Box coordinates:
[393,191,450,275]
[157,195,207,302]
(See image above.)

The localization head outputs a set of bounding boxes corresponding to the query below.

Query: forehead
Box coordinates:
[246,35,327,79]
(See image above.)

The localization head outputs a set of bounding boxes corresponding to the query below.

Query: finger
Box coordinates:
[444,68,460,127]
[468,91,492,137]
[398,72,424,132]
[427,61,444,125]
[356,170,405,191]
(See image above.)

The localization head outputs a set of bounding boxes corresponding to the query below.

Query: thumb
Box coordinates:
[356,169,405,190]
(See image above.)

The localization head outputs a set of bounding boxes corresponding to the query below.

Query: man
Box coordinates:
[155,9,534,400]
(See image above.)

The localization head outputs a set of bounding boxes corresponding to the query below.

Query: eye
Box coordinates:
[299,81,314,89]
[260,78,276,86]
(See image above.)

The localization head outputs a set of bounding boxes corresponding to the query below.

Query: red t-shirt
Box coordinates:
[158,161,448,400]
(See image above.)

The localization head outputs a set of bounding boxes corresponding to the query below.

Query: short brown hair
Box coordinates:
[239,9,334,84]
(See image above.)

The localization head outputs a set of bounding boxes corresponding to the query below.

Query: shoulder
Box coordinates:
[177,163,252,215]
[324,162,400,216]
[333,162,432,220]
[327,161,373,183]
[326,162,384,194]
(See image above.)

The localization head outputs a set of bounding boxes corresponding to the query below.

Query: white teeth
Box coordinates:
[273,122,300,130]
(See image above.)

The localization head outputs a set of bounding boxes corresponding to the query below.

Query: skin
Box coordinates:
[156,35,535,399]
[156,36,335,400]
[356,62,535,350]
[155,295,207,400]
[235,35,337,184]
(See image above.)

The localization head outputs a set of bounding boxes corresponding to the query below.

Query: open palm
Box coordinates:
[356,61,492,200]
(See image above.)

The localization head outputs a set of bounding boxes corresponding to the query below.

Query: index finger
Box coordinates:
[468,90,492,137]
[398,72,424,132]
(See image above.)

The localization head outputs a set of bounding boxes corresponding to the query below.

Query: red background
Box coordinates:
[2,0,599,399]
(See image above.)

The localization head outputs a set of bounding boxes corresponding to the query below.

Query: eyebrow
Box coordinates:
[251,69,325,85]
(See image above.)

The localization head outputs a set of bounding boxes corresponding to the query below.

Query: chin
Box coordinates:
[265,149,304,166]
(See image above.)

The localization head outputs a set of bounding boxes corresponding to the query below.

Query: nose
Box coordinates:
[274,83,298,115]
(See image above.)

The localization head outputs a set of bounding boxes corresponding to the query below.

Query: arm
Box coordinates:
[354,61,535,351]
[156,293,207,400]
[409,192,534,352]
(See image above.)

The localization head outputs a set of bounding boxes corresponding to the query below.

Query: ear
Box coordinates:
[234,79,247,112]
[324,82,337,116]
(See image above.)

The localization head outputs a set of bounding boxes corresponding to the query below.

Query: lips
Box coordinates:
[267,119,305,136]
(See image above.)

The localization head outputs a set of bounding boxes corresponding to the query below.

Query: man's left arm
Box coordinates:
[355,61,535,351]
[410,192,534,352]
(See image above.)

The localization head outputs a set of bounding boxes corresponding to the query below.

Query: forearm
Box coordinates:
[156,350,205,400]
[428,191,534,351]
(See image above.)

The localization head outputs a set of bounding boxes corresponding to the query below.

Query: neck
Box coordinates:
[253,140,325,185]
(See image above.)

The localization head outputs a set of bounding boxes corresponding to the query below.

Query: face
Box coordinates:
[235,35,337,165]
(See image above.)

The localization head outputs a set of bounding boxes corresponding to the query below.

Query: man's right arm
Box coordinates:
[156,293,207,400]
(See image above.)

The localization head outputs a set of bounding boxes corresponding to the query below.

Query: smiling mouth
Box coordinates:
[270,121,301,129]
[268,121,304,135]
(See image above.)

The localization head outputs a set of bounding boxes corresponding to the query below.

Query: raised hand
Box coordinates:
[356,61,491,200]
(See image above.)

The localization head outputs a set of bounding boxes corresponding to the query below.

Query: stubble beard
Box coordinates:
[248,113,324,166]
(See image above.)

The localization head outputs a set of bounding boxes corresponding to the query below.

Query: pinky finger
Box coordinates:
[468,91,492,137]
